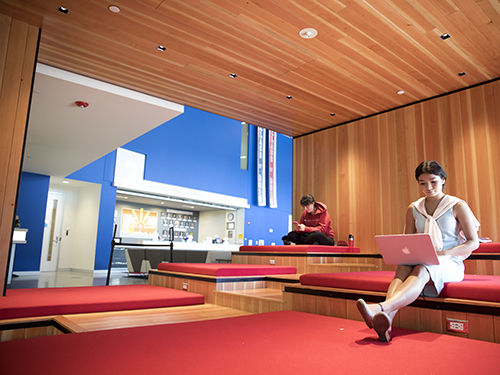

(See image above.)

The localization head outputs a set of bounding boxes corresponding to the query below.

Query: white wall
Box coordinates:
[50,185,78,270]
[71,184,100,271]
[198,209,245,245]
[49,180,101,272]
[198,210,226,243]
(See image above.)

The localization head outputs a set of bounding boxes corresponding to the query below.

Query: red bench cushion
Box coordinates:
[475,242,500,253]
[300,271,500,303]
[157,263,296,276]
[239,245,360,253]
[0,285,204,320]
[300,271,395,292]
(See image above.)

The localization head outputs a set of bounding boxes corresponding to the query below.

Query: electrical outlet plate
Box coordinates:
[269,259,276,265]
[182,283,188,291]
[446,318,468,333]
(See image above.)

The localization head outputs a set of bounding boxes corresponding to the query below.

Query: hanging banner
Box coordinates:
[268,130,277,208]
[257,127,266,206]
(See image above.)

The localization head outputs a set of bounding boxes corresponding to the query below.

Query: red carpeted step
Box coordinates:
[475,242,500,253]
[0,285,204,320]
[157,263,297,276]
[299,271,500,303]
[239,245,360,253]
[0,311,498,374]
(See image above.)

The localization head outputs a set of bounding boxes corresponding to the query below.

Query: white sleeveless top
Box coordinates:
[412,195,480,260]
[411,195,480,296]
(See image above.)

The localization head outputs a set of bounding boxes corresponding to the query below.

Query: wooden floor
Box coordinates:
[58,304,253,333]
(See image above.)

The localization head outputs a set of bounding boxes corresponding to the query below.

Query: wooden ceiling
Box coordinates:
[2,0,500,137]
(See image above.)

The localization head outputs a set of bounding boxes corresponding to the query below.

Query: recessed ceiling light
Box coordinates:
[157,45,167,51]
[63,181,69,184]
[330,113,336,116]
[299,28,318,39]
[440,33,451,40]
[286,95,293,99]
[397,90,405,95]
[229,73,238,78]
[58,6,69,14]
[108,5,120,13]
[458,71,466,76]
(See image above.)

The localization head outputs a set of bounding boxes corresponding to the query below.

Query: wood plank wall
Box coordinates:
[0,14,39,295]
[293,80,500,254]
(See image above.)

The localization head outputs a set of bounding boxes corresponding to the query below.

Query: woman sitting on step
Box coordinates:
[357,160,480,342]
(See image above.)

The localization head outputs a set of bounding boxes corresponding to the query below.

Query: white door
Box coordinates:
[40,192,65,272]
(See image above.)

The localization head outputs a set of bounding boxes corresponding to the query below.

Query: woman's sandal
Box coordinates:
[356,299,374,328]
[373,311,392,342]
[356,299,384,329]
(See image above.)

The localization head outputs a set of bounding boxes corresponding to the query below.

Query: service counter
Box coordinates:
[121,242,241,273]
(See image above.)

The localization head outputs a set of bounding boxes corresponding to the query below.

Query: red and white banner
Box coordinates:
[268,130,277,208]
[257,127,266,206]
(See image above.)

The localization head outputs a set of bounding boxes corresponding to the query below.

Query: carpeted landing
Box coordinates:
[0,285,204,319]
[1,310,498,374]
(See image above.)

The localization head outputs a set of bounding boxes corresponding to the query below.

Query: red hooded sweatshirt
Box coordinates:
[298,202,334,238]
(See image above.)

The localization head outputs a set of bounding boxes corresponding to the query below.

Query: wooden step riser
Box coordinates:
[232,254,500,276]
[149,273,286,304]
[149,272,298,302]
[305,264,378,273]
[214,291,285,314]
[0,325,64,343]
[282,291,500,344]
[232,254,389,273]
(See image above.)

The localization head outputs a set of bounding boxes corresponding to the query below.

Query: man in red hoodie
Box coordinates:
[282,194,335,245]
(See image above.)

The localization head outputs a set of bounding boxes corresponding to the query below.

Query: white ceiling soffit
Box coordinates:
[115,190,237,212]
[23,64,184,179]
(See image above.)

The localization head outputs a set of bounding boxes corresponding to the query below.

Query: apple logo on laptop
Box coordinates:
[402,247,411,255]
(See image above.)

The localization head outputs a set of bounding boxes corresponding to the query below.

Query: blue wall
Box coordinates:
[14,172,50,271]
[122,107,293,246]
[14,106,293,271]
[124,107,248,197]
[244,125,293,245]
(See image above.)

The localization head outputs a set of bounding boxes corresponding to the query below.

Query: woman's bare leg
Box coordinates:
[357,265,414,326]
[367,265,430,341]
[371,265,430,341]
[379,265,430,314]
[384,265,414,320]
[387,265,413,297]
[357,265,429,334]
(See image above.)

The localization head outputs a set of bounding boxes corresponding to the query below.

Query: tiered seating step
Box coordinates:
[0,285,205,342]
[57,303,253,333]
[215,288,286,313]
[0,285,204,320]
[305,262,377,273]
[238,245,360,253]
[156,263,297,276]
[149,263,298,304]
[283,271,500,343]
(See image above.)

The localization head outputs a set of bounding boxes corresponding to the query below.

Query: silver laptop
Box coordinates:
[375,233,440,266]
